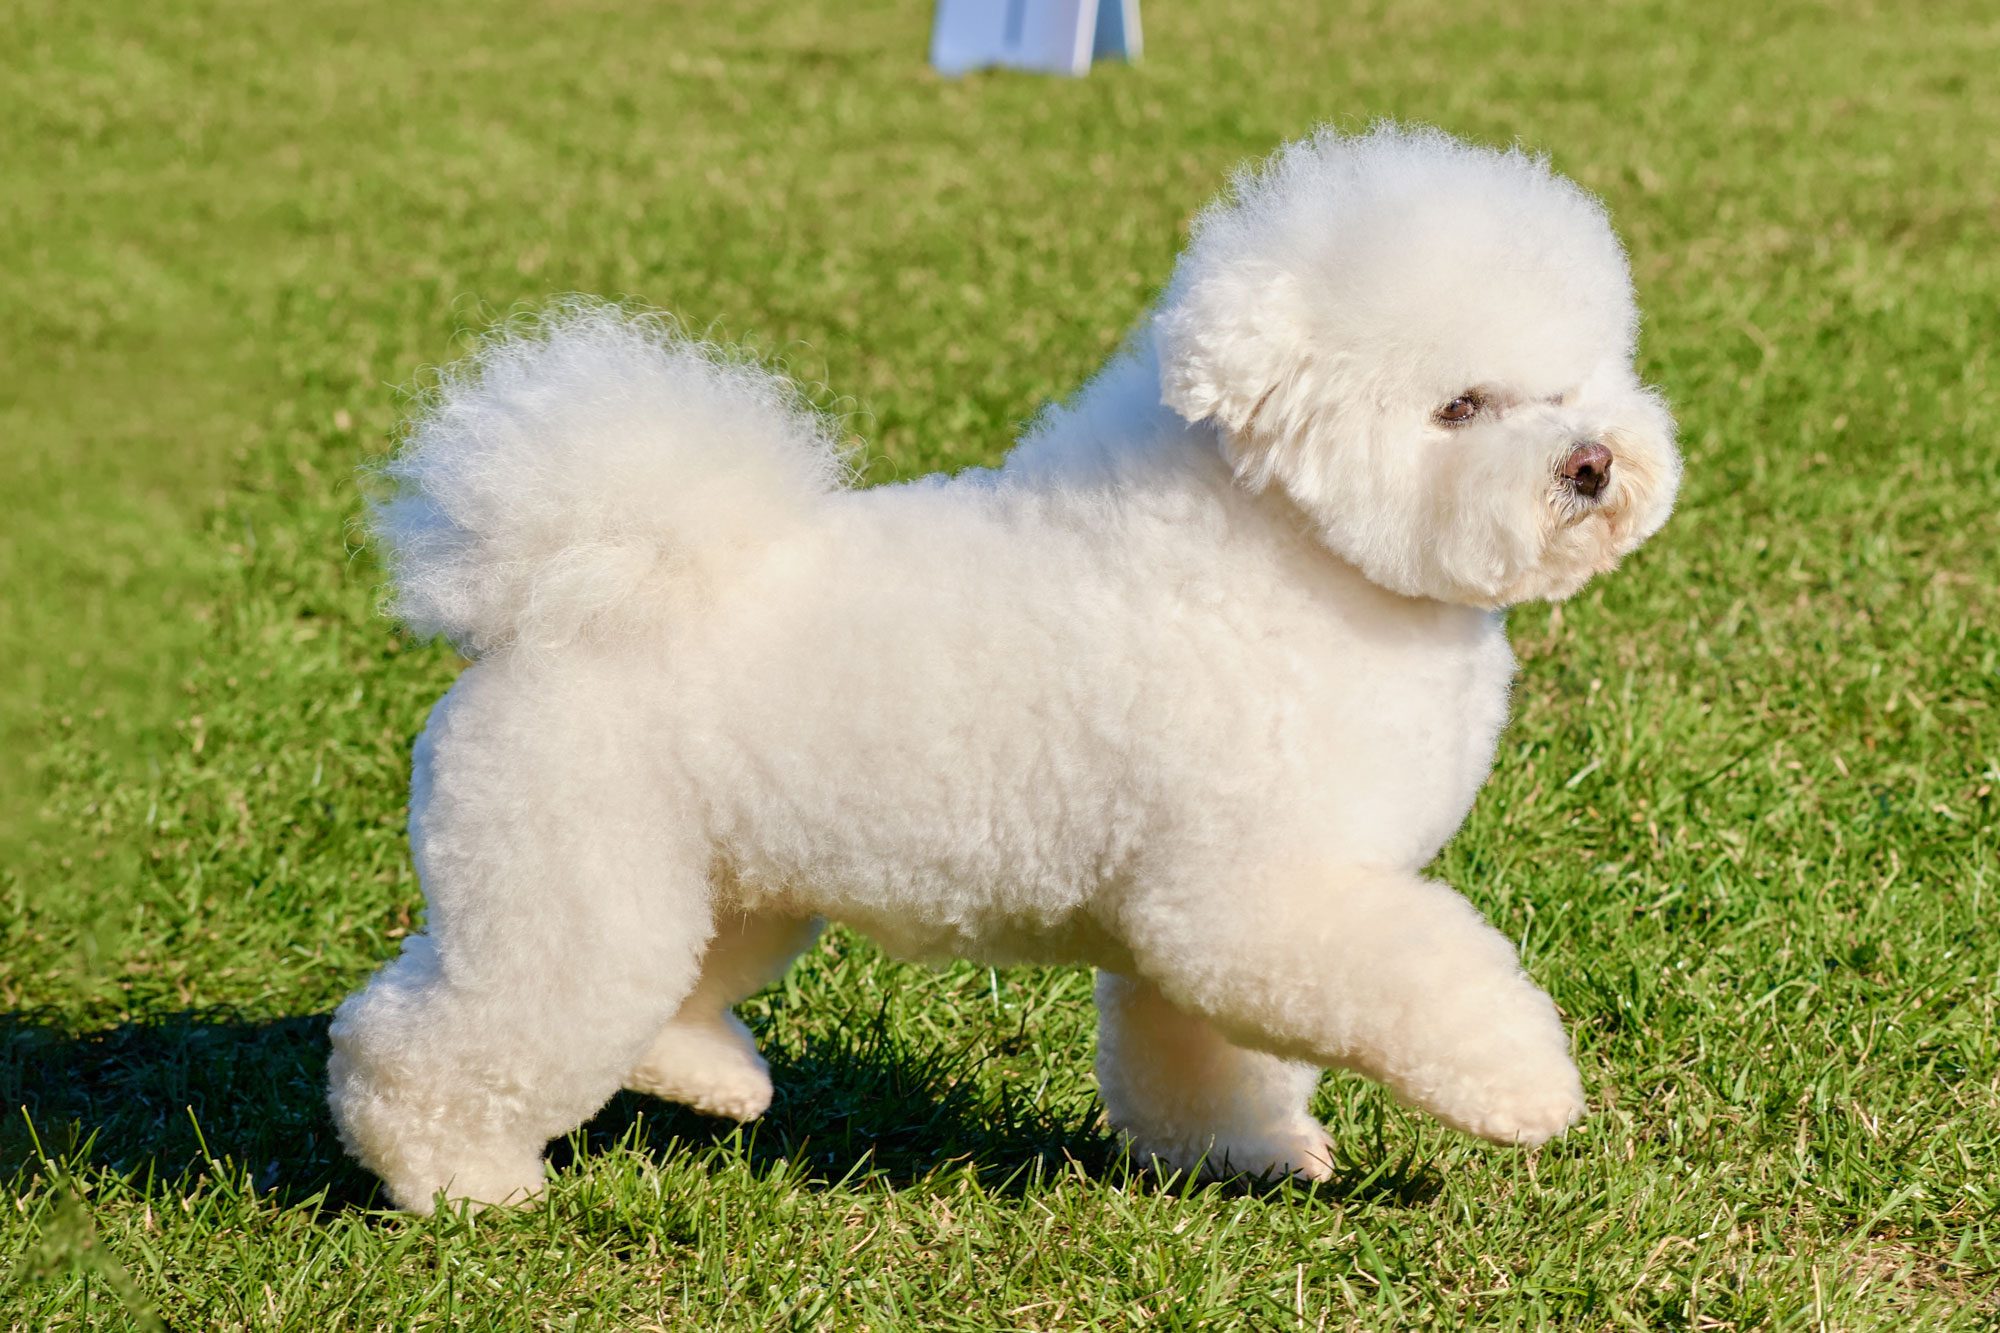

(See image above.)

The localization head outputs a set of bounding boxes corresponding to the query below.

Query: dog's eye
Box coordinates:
[1435,394,1482,426]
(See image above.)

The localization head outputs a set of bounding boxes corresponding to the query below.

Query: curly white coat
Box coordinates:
[329,124,1681,1212]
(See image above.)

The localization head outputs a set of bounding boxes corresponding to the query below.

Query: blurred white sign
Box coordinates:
[931,0,1142,78]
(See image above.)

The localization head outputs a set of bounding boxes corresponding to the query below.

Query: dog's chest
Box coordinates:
[1281,605,1516,867]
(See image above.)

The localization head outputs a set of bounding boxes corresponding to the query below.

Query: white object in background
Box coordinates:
[931,0,1142,78]
[1091,0,1141,64]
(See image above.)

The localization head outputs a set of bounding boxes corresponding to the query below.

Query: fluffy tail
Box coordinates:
[370,304,848,658]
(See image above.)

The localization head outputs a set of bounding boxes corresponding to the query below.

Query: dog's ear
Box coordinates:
[1153,270,1313,449]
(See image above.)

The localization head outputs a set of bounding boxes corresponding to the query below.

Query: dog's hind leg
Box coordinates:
[624,908,820,1121]
[327,666,714,1213]
[1095,972,1333,1182]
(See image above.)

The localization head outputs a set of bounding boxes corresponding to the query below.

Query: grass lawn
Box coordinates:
[5,0,1997,1326]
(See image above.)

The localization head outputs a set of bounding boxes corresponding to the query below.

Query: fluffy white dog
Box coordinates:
[329,124,1680,1212]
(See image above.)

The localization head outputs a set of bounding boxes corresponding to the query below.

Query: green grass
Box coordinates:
[4,0,1997,1326]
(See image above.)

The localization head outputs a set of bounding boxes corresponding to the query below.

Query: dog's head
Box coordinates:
[1155,124,1680,606]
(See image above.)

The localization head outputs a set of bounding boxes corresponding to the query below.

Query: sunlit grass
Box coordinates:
[4,0,1996,1326]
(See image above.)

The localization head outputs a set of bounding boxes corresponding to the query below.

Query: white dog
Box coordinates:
[329,124,1680,1212]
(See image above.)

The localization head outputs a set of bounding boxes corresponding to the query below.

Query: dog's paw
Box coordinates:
[674,1063,775,1122]
[624,1017,774,1122]
[393,1153,548,1215]
[1382,976,1588,1148]
[1223,1120,1339,1182]
[1454,1064,1586,1147]
[1413,1039,1586,1148]
[1125,1119,1337,1184]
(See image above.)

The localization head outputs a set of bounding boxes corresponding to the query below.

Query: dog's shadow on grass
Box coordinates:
[1,1008,382,1211]
[567,1016,1441,1210]
[2,1009,1440,1215]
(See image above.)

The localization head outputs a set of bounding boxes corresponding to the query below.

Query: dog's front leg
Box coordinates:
[1124,864,1585,1147]
[1095,970,1334,1182]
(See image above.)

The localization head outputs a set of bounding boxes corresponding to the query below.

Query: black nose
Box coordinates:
[1562,442,1613,499]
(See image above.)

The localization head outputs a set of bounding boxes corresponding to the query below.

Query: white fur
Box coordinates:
[329,124,1680,1212]
[371,303,850,659]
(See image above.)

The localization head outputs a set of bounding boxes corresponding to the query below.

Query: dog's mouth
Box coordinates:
[1551,477,1616,527]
